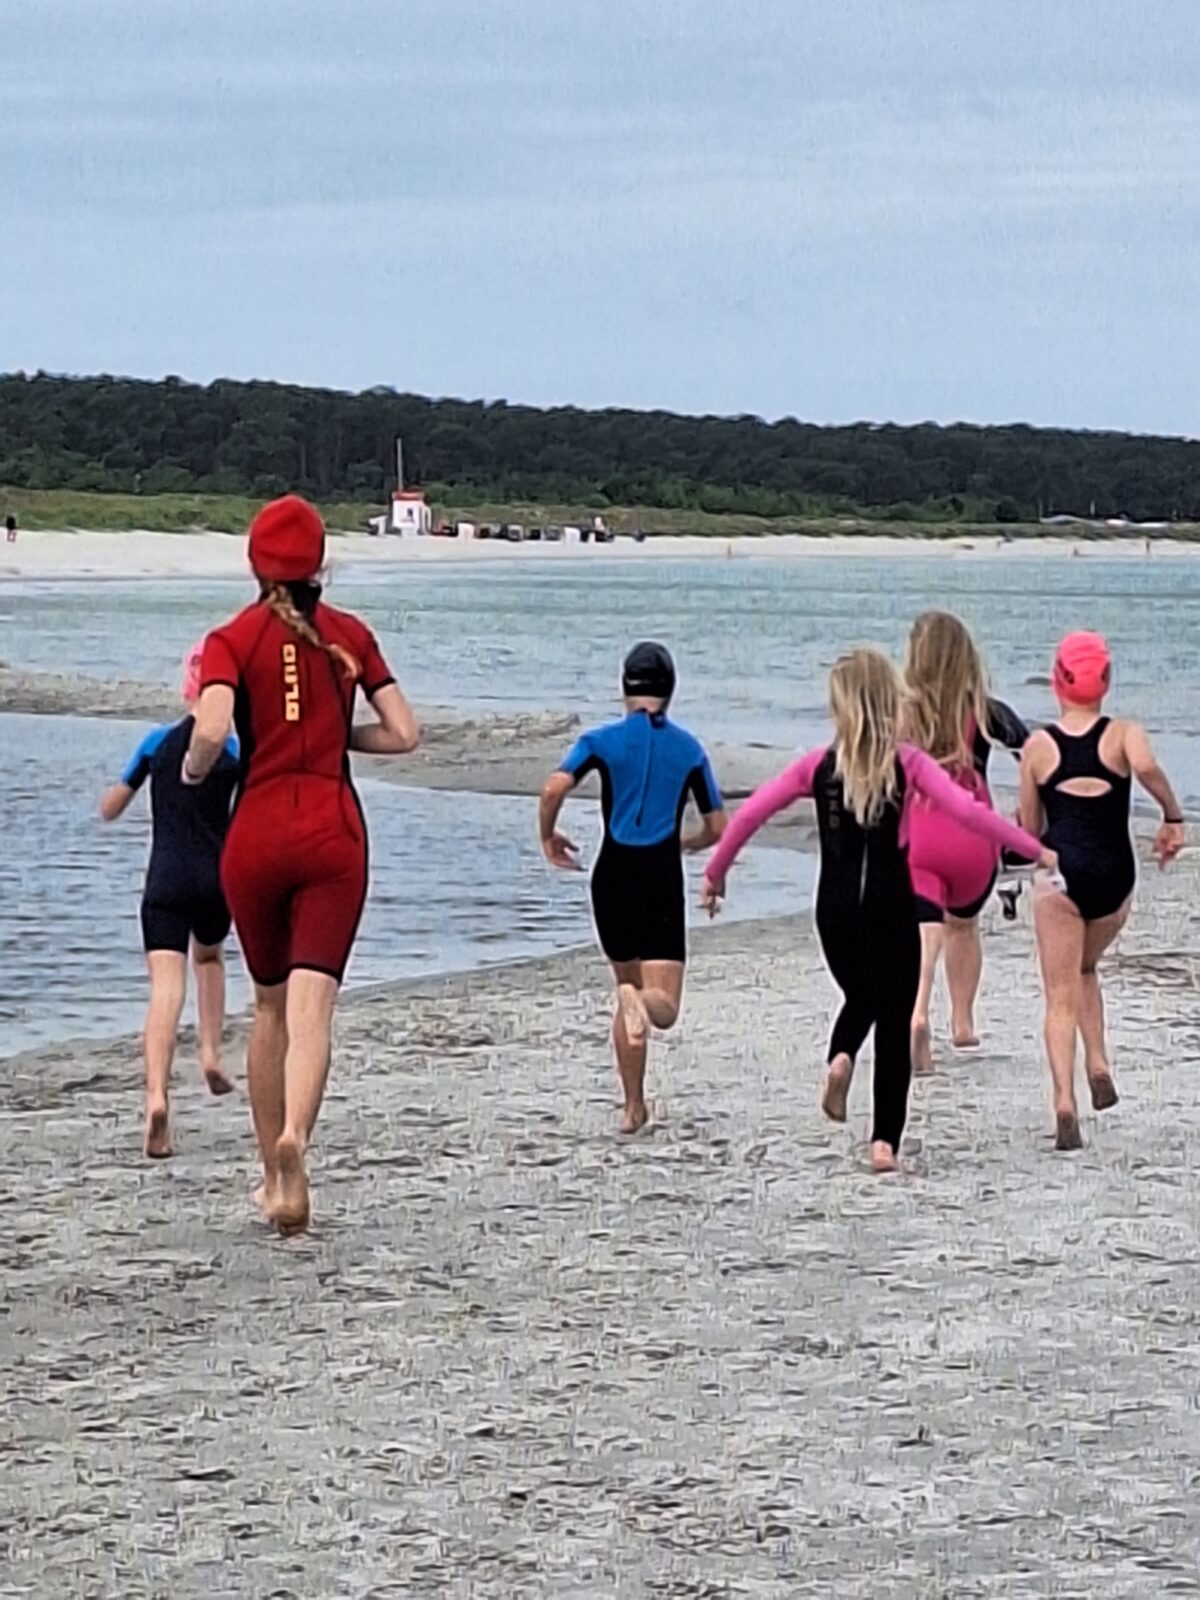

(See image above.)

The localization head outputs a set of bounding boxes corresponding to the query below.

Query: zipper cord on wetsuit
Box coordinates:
[634,710,659,829]
[859,832,869,905]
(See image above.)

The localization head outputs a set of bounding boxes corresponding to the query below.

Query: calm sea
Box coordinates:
[2,550,1198,1053]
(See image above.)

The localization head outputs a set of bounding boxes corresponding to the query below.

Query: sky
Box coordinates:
[2,0,1198,435]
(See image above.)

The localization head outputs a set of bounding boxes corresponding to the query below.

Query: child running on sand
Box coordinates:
[99,644,239,1157]
[901,610,1031,1069]
[702,649,1053,1172]
[1020,631,1184,1149]
[539,642,727,1133]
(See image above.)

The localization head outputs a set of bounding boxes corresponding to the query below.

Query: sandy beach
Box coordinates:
[2,525,1194,583]
[4,524,1198,1594]
[3,836,1199,1595]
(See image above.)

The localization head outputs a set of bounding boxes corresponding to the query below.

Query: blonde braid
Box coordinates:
[264,583,361,681]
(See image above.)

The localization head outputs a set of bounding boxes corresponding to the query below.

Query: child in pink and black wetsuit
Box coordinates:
[702,650,1049,1173]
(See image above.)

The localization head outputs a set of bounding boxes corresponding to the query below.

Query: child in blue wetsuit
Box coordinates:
[99,644,240,1158]
[538,642,727,1133]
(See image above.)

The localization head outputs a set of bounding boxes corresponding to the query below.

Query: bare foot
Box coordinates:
[273,1134,310,1236]
[253,1176,279,1220]
[144,1104,173,1159]
[821,1053,854,1123]
[202,1062,235,1096]
[1055,1110,1083,1151]
[951,1026,981,1050]
[912,1021,934,1075]
[1087,1072,1119,1112]
[870,1140,899,1173]
[617,984,649,1046]
[619,1100,650,1136]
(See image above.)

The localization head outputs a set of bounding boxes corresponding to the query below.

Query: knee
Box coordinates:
[1044,992,1077,1024]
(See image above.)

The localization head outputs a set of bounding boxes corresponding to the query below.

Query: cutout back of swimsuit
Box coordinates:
[1039,719,1131,823]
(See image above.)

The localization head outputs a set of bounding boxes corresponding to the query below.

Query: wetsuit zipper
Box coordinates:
[635,716,656,829]
[859,834,869,905]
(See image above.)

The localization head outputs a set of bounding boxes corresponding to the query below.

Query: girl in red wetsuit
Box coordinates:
[184,495,419,1234]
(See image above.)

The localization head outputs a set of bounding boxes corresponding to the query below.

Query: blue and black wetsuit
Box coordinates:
[121,716,240,954]
[560,710,722,963]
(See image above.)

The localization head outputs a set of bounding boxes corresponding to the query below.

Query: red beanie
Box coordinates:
[248,495,325,582]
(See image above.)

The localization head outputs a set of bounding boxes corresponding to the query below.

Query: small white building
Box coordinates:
[390,490,432,537]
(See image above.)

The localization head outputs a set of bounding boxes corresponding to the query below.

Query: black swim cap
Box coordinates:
[622,640,676,702]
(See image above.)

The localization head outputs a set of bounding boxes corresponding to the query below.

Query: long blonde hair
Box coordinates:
[263,580,360,681]
[829,649,902,826]
[903,611,989,773]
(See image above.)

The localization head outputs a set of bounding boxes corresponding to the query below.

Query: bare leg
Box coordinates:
[247,982,288,1215]
[1033,889,1086,1148]
[944,913,983,1047]
[143,951,187,1158]
[609,959,683,1135]
[637,959,684,1030]
[611,960,649,1134]
[821,1052,854,1122]
[192,941,233,1095]
[1078,901,1130,1111]
[273,969,340,1235]
[911,922,944,1073]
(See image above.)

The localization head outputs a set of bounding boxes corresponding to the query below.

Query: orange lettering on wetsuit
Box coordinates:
[282,642,301,721]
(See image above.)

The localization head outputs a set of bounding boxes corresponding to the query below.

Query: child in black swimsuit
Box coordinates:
[1020,632,1184,1151]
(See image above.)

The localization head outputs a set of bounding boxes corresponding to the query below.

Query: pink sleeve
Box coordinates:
[705,748,825,883]
[901,746,1042,860]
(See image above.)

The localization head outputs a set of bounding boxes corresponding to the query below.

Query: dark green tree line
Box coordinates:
[1,371,1197,521]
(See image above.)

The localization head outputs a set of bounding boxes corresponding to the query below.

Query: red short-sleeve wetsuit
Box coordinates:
[201,600,395,987]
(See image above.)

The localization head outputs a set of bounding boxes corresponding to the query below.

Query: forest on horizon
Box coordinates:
[1,371,1197,524]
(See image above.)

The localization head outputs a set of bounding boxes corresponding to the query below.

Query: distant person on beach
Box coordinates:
[539,642,727,1134]
[1019,632,1184,1150]
[5,514,15,544]
[901,612,1030,1070]
[184,495,419,1235]
[99,643,239,1158]
[701,649,1050,1173]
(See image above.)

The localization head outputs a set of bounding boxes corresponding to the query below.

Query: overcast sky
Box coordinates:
[3,0,1197,434]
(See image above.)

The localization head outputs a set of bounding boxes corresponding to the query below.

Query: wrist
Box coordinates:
[1164,812,1183,825]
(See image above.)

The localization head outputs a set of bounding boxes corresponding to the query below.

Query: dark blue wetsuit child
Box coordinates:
[538,642,727,1133]
[100,645,239,1158]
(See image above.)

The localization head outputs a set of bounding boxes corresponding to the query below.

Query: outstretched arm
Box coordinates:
[683,807,727,853]
[539,770,582,870]
[184,685,236,784]
[904,747,1047,862]
[704,748,825,891]
[350,683,420,754]
[1125,722,1185,866]
[98,782,136,822]
[100,730,155,820]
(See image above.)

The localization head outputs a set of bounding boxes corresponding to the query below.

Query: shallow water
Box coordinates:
[0,714,807,1056]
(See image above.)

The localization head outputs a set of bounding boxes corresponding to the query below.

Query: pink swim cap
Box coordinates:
[181,641,205,703]
[1053,631,1111,705]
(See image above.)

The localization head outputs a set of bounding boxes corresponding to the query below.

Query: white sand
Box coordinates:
[1,526,1187,583]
